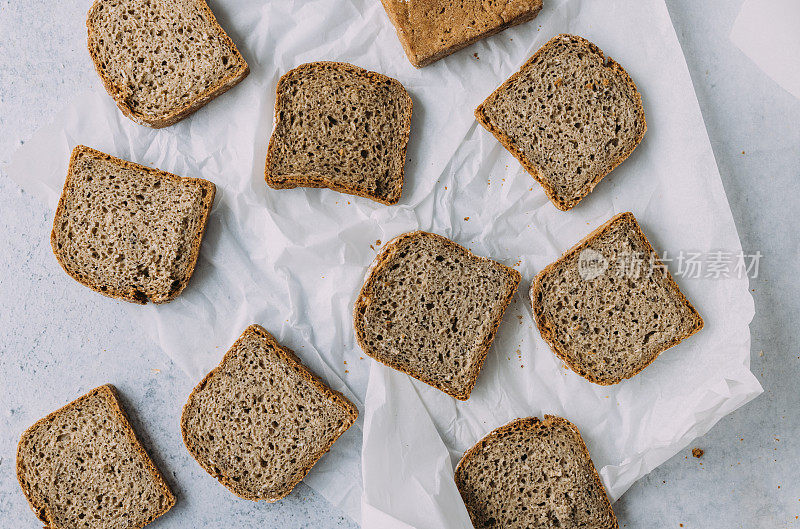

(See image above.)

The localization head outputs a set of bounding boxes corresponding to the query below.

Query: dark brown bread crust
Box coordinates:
[180,324,359,502]
[530,212,704,384]
[264,61,413,205]
[475,34,647,211]
[454,415,618,529]
[380,0,543,68]
[51,145,216,305]
[16,385,176,529]
[353,231,521,400]
[87,0,249,129]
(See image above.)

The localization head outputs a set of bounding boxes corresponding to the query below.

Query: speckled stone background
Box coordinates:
[1,1,798,527]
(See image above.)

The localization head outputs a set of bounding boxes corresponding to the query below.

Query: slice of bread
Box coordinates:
[51,146,215,304]
[180,325,358,501]
[379,0,543,68]
[531,212,704,384]
[354,231,520,400]
[265,62,413,205]
[454,416,618,529]
[16,385,175,529]
[476,34,646,210]
[87,0,249,128]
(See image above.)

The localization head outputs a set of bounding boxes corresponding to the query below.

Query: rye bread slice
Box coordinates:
[16,385,175,529]
[379,0,543,68]
[454,416,618,529]
[51,146,215,304]
[265,62,413,205]
[531,212,704,384]
[180,325,358,501]
[354,231,520,400]
[87,0,249,128]
[476,34,647,210]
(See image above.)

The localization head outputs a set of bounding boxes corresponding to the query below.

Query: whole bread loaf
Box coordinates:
[380,0,544,67]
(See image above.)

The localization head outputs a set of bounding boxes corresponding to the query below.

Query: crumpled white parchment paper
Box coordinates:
[731,0,800,101]
[5,0,762,525]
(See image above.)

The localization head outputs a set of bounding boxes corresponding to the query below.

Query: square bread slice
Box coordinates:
[52,146,215,304]
[476,34,647,210]
[16,385,175,529]
[87,0,249,128]
[180,324,358,501]
[379,0,543,68]
[354,231,520,400]
[265,62,413,205]
[454,416,618,529]
[531,212,704,384]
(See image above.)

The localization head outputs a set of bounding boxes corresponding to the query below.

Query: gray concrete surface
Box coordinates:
[1,0,798,527]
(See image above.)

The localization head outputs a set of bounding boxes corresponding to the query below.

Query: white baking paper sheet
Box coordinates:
[731,0,800,101]
[5,0,762,525]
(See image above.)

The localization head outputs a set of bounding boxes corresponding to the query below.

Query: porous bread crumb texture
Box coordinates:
[380,0,543,67]
[455,416,618,529]
[87,0,249,128]
[180,325,358,501]
[16,385,175,529]
[531,212,704,385]
[354,232,520,400]
[51,146,215,304]
[477,34,646,210]
[265,62,412,205]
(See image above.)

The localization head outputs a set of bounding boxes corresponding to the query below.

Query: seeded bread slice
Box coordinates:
[454,416,618,529]
[379,0,544,68]
[180,325,358,501]
[16,385,175,529]
[87,0,249,128]
[531,212,704,384]
[265,62,413,205]
[51,146,215,304]
[354,231,520,400]
[476,34,647,210]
